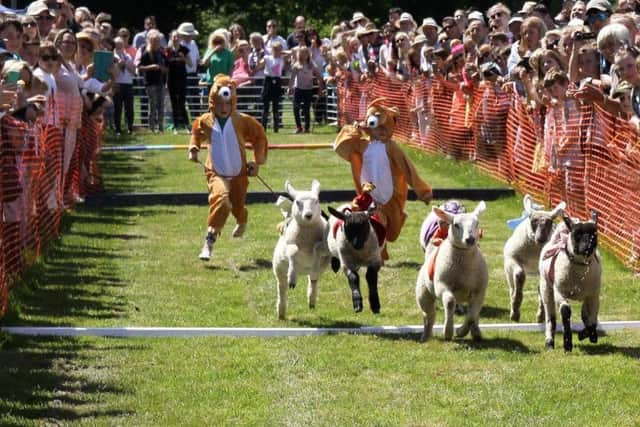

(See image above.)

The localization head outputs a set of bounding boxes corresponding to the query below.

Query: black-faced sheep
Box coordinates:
[327,204,383,313]
[539,210,601,352]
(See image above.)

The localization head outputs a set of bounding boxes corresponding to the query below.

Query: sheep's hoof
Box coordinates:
[353,300,363,313]
[545,339,555,350]
[578,328,589,341]
[308,303,316,309]
[454,304,466,316]
[420,331,431,343]
[331,257,340,273]
[471,333,482,342]
[563,341,573,353]
[278,314,286,321]
[510,310,520,322]
[288,281,296,289]
[370,297,381,314]
[589,329,598,344]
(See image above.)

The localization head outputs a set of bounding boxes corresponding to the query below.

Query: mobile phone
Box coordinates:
[575,31,596,41]
[6,70,20,84]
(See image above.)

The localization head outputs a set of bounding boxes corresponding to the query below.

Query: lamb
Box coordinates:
[503,196,566,322]
[327,204,383,313]
[416,201,488,342]
[539,210,601,352]
[272,180,331,320]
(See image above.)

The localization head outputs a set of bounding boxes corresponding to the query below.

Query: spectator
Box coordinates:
[202,30,234,90]
[164,30,191,134]
[177,22,200,122]
[418,18,441,49]
[584,0,612,34]
[113,36,136,135]
[442,16,463,44]
[33,41,59,124]
[20,39,41,67]
[116,27,137,60]
[258,41,285,132]
[247,32,265,119]
[487,3,512,34]
[286,16,306,49]
[288,46,323,133]
[350,12,369,29]
[26,0,55,40]
[391,31,411,80]
[263,19,287,55]
[396,12,417,35]
[231,39,251,87]
[378,22,396,72]
[388,7,403,28]
[229,23,246,57]
[508,16,546,75]
[0,18,23,58]
[454,9,468,34]
[21,15,39,43]
[138,29,167,133]
[571,1,587,20]
[132,15,166,50]
[508,14,524,42]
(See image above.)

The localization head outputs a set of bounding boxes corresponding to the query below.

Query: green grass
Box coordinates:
[1,128,640,426]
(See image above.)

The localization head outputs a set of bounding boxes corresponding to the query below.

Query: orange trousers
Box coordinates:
[206,172,249,233]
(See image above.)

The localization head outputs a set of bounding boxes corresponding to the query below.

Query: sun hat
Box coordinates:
[350,12,368,26]
[411,34,427,47]
[356,23,379,37]
[586,0,612,13]
[468,11,486,25]
[76,30,99,48]
[177,22,199,37]
[396,12,417,30]
[419,17,441,34]
[26,0,52,17]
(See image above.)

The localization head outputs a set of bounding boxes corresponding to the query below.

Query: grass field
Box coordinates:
[1,126,640,426]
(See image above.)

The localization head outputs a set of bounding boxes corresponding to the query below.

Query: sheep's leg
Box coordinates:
[578,296,599,343]
[275,261,289,320]
[346,269,363,313]
[507,262,526,322]
[458,288,486,341]
[365,265,381,314]
[307,276,318,309]
[285,245,299,289]
[540,278,556,349]
[416,270,436,342]
[442,290,456,341]
[560,302,573,352]
[536,290,545,324]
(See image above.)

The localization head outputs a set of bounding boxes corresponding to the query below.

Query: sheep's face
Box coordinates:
[563,211,598,258]
[342,211,372,250]
[529,212,555,244]
[285,180,321,224]
[524,196,566,244]
[435,201,486,249]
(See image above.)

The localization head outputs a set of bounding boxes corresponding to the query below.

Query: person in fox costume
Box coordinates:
[188,74,268,260]
[334,97,433,259]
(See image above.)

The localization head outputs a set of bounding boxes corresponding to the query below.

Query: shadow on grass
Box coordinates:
[480,305,511,319]
[386,260,422,270]
[0,336,136,424]
[290,316,365,329]
[377,333,535,353]
[1,206,156,326]
[578,343,640,359]
[238,258,272,271]
[99,152,163,193]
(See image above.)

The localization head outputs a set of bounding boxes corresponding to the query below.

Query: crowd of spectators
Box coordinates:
[2,0,640,137]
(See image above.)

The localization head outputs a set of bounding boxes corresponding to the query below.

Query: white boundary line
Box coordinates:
[3,321,640,338]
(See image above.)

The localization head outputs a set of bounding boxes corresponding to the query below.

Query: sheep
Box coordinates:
[539,210,601,352]
[416,201,488,342]
[327,204,383,313]
[272,180,331,320]
[503,196,566,322]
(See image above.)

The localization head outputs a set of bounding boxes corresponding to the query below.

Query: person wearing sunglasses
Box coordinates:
[26,0,56,40]
[486,2,511,34]
[0,19,23,58]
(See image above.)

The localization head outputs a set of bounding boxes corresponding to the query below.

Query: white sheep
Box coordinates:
[416,201,488,341]
[503,196,566,322]
[327,204,383,313]
[539,211,601,352]
[272,180,331,320]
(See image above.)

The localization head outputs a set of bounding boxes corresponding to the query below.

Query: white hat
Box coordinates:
[586,0,612,12]
[350,12,368,26]
[508,15,524,25]
[177,22,199,37]
[420,17,441,33]
[26,0,53,17]
[518,1,537,14]
[411,34,427,47]
[467,11,486,25]
[397,12,417,29]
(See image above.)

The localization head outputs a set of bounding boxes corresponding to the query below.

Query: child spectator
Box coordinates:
[258,41,285,132]
[288,46,323,133]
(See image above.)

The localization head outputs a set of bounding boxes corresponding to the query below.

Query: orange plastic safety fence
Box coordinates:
[0,103,104,318]
[337,74,640,273]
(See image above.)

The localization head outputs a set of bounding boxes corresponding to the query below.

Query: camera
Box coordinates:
[575,31,596,41]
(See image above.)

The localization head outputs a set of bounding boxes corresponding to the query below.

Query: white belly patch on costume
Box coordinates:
[361,140,393,204]
[210,118,242,177]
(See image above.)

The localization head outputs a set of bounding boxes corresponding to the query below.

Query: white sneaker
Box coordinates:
[232,223,246,238]
[198,233,215,260]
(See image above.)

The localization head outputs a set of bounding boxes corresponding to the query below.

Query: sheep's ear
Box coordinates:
[473,201,486,217]
[433,207,453,224]
[285,180,297,199]
[523,195,533,214]
[328,206,345,220]
[590,209,598,225]
[311,179,320,197]
[562,212,573,231]
[551,201,566,218]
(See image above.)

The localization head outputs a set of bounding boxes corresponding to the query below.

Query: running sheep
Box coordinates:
[327,204,383,313]
[416,201,488,341]
[539,210,601,352]
[504,196,566,322]
[273,180,331,320]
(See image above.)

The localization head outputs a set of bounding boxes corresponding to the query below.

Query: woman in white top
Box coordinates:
[113,36,136,134]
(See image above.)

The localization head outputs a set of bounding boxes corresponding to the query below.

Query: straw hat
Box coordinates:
[396,12,417,30]
[419,17,441,34]
[356,23,379,37]
[411,34,427,47]
[350,12,368,26]
[177,22,199,37]
[76,30,99,48]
